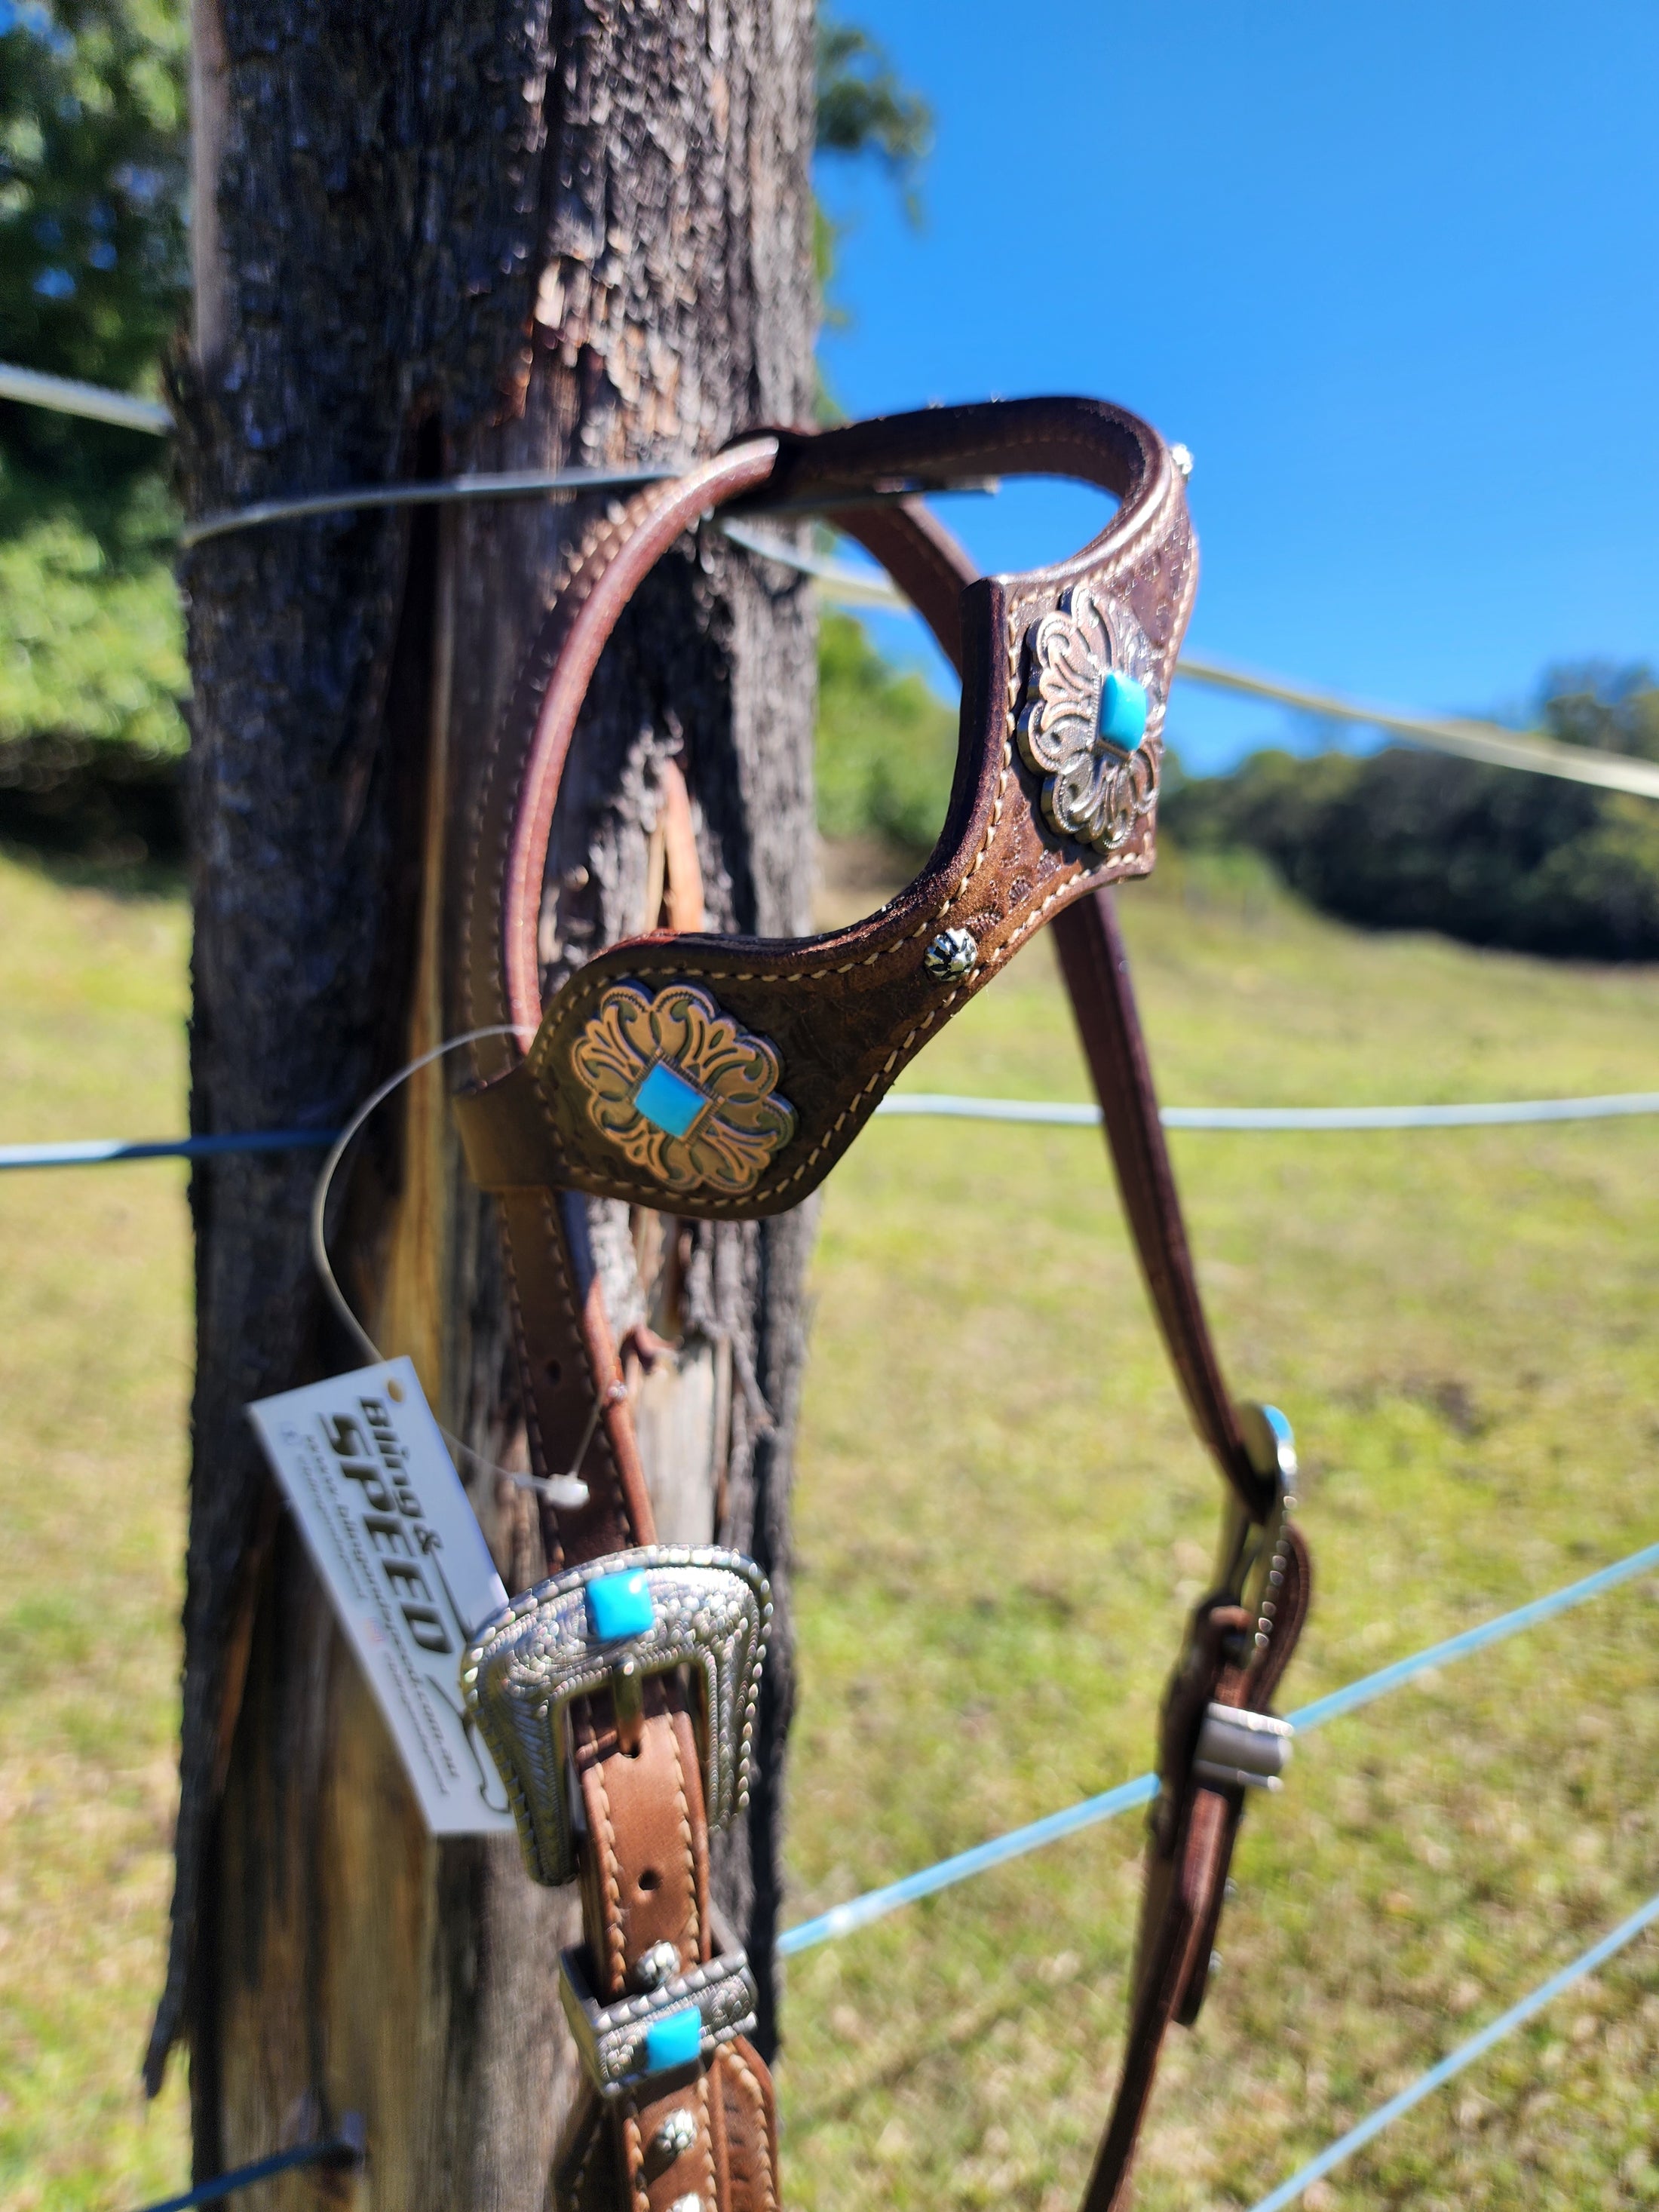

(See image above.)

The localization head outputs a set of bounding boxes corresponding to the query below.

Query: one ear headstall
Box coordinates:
[455,397,1198,1220]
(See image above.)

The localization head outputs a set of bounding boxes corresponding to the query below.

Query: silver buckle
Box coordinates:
[559,1937,758,2102]
[460,1545,771,1886]
[1191,1701,1294,1791]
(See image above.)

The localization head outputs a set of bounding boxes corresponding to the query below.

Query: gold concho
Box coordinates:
[569,981,796,1196]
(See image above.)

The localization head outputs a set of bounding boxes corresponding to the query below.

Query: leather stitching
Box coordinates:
[464,502,635,1040]
[667,1711,701,1956]
[511,517,1182,1210]
[621,2110,649,2212]
[696,2071,717,2212]
[587,1750,629,1994]
[722,2048,777,2212]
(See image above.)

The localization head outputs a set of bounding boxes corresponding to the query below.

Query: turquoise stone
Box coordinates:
[644,2006,703,2072]
[633,1058,708,1139]
[586,1569,655,1643]
[1261,1404,1294,1451]
[1098,670,1149,752]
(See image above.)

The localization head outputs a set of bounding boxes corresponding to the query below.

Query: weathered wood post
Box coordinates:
[152,8,817,2203]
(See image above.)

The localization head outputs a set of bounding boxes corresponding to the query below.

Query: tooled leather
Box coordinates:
[713,2042,779,2212]
[559,2045,775,2212]
[461,442,783,1072]
[455,400,1197,1220]
[452,402,1296,2212]
[452,456,780,2212]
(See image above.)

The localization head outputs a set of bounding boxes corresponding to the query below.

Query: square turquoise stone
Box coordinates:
[643,2006,703,2073]
[633,1059,709,1139]
[585,1569,655,1643]
[1098,670,1149,751]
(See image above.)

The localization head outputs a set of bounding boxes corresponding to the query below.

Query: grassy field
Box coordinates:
[3,842,1659,2210]
[0,854,192,2209]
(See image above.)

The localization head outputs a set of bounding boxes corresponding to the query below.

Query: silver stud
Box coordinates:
[1170,442,1194,480]
[669,2197,703,2212]
[654,2110,698,2160]
[633,1939,682,1993]
[924,927,977,981]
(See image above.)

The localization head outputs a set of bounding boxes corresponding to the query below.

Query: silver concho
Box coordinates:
[461,1546,771,1887]
[1017,586,1163,854]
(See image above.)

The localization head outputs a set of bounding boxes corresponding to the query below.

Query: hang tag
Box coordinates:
[247,1357,516,1837]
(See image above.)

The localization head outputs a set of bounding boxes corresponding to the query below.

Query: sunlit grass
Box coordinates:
[0,851,192,2210]
[780,845,1659,2212]
[3,841,1658,2210]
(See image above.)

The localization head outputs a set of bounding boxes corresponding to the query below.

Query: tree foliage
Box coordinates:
[815,15,931,182]
[0,0,187,799]
[1164,667,1659,960]
[812,11,931,337]
[814,606,955,852]
[0,0,188,486]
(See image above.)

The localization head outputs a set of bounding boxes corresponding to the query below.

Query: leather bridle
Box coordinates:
[452,397,1311,2212]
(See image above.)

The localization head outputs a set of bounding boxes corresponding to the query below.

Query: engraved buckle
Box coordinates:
[559,1937,759,2102]
[1191,1701,1295,1791]
[460,1545,771,1886]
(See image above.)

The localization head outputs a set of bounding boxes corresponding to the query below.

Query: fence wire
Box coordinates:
[779,1537,1659,1954]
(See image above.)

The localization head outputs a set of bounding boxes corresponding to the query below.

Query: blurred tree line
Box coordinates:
[0,0,941,865]
[3,2,1655,967]
[0,0,189,857]
[1163,670,1659,960]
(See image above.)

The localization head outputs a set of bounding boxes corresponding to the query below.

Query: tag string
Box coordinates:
[308,1027,593,1509]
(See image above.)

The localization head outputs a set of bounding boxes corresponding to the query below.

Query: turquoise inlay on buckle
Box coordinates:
[633,1057,710,1139]
[1098,670,1148,752]
[644,2006,704,2073]
[585,1569,655,1642]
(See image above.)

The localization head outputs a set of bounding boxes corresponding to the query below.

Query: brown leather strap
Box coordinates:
[453,400,1194,1219]
[452,407,1305,2212]
[1050,890,1272,1518]
[455,456,783,2212]
[827,497,1305,2202]
[1081,1523,1311,2212]
[829,504,1268,1520]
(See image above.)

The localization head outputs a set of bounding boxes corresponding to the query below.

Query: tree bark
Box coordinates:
[154,7,817,2204]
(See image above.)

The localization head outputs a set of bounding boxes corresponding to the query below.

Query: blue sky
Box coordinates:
[817,1,1659,772]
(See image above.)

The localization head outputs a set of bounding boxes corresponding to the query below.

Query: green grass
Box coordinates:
[782,845,1659,2212]
[3,840,1659,2209]
[0,851,192,2210]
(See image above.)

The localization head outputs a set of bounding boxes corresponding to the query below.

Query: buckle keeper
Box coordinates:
[1191,1701,1294,1792]
[559,1940,759,2102]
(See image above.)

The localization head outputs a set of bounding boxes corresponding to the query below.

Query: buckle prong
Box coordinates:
[462,1545,771,1888]
[612,1653,646,1755]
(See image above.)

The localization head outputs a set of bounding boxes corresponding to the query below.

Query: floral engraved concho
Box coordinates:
[569,980,796,1197]
[1017,585,1164,854]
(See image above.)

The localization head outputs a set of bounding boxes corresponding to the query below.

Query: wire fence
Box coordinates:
[6,354,1657,2198]
[5,1087,1657,1171]
[778,1536,1659,1955]
[126,2126,363,2212]
[6,356,1657,802]
[1246,1888,1659,2212]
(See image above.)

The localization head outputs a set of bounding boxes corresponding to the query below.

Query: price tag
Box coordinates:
[247,1357,516,1837]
